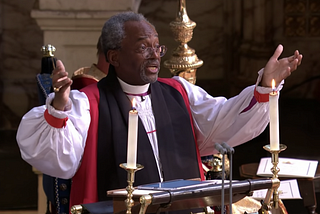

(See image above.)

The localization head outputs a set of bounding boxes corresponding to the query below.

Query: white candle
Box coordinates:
[127,98,138,168]
[269,79,280,150]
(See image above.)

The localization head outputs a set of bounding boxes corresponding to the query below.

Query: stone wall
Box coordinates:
[1,0,320,130]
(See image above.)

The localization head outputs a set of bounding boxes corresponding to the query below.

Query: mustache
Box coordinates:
[143,59,160,67]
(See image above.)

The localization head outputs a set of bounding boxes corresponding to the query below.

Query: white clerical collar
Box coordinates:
[117,77,150,95]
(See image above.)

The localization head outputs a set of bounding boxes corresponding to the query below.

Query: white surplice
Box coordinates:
[16,69,283,179]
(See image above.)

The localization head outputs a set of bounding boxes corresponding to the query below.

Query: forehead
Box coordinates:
[122,20,159,44]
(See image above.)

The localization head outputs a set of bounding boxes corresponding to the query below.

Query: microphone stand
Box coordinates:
[214,143,227,214]
[221,142,235,214]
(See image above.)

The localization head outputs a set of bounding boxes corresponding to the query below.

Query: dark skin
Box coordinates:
[51,20,302,111]
[107,20,161,85]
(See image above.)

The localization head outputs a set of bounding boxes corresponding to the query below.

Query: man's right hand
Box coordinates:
[51,60,73,111]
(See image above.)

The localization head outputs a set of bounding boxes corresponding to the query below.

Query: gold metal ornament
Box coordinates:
[41,44,56,78]
[258,144,287,214]
[164,0,203,85]
[202,153,230,180]
[41,44,56,57]
[53,87,60,93]
[120,163,144,214]
[70,204,83,214]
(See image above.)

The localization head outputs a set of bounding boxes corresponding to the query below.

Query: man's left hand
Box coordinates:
[260,44,303,88]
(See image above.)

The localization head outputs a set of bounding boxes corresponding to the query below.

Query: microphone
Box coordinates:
[214,143,227,214]
[220,142,235,214]
[221,142,234,154]
[214,143,227,155]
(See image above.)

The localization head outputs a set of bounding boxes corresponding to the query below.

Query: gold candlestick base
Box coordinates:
[263,144,287,179]
[120,163,144,214]
[259,144,287,214]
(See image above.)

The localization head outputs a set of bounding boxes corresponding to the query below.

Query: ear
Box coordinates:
[107,50,120,67]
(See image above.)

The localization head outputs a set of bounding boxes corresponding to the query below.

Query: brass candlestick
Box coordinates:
[120,163,144,214]
[259,144,287,214]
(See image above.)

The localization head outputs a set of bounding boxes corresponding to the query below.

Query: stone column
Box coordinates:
[228,0,274,95]
[31,0,141,74]
[32,167,46,214]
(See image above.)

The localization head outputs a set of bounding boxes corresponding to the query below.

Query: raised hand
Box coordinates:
[261,44,303,88]
[51,60,73,111]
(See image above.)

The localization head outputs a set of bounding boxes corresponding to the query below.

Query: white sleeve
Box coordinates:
[172,69,283,156]
[16,90,90,179]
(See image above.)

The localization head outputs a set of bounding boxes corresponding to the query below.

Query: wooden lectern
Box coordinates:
[71,178,278,214]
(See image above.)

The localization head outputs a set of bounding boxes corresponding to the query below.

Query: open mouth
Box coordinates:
[147,65,159,73]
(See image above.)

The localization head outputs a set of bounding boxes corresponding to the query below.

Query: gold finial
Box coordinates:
[41,44,56,57]
[164,0,203,84]
[70,204,83,214]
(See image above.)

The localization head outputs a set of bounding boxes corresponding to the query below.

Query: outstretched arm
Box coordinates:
[260,44,303,87]
[173,45,303,155]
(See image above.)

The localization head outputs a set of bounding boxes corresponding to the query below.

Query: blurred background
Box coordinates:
[0,0,319,213]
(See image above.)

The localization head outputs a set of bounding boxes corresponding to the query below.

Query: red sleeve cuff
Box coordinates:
[44,109,68,128]
[254,87,269,103]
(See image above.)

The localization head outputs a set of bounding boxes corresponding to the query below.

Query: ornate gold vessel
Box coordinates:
[164,0,203,84]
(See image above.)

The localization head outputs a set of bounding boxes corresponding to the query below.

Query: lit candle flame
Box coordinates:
[132,98,136,110]
[271,79,276,91]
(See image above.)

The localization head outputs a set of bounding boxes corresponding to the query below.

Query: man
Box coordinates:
[16,11,302,210]
[42,37,109,214]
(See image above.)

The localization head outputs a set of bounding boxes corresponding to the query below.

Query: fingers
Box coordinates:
[289,51,303,72]
[289,50,301,62]
[51,60,72,110]
[296,51,303,66]
[299,54,303,65]
[52,60,65,77]
[59,79,73,94]
[262,45,302,87]
[283,49,302,76]
[272,44,284,60]
[52,60,72,93]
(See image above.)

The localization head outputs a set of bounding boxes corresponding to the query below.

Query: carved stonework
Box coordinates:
[284,0,320,37]
[31,0,142,75]
[229,0,275,95]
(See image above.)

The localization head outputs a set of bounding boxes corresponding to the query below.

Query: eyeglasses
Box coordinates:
[139,45,167,59]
